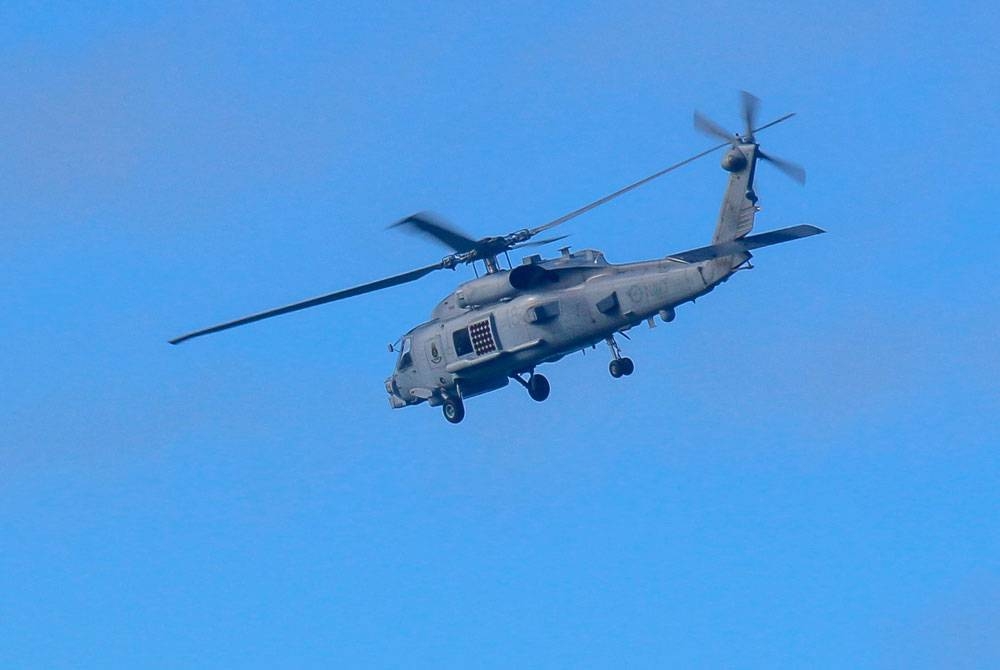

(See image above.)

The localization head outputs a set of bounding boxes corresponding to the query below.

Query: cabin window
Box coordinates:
[453,327,473,356]
[397,337,413,370]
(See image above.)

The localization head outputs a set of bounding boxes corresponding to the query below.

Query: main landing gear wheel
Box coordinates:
[609,357,635,378]
[442,397,465,424]
[621,357,634,376]
[606,335,635,378]
[527,374,550,402]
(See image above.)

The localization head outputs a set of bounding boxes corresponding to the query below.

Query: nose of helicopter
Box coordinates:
[385,376,407,409]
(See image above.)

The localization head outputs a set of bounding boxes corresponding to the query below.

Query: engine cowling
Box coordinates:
[455,272,517,308]
[453,264,560,308]
[508,263,558,290]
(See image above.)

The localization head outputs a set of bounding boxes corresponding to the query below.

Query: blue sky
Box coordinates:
[2,2,998,667]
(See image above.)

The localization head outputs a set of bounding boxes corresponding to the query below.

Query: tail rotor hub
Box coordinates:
[721,148,749,172]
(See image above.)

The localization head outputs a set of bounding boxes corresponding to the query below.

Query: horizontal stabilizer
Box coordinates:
[667,224,825,263]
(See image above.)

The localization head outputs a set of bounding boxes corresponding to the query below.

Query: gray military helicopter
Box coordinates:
[171,92,824,423]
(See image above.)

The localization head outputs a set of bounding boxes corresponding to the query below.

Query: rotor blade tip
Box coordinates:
[388,214,415,229]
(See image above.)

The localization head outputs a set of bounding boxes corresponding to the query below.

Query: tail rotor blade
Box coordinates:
[759,151,806,185]
[740,90,760,140]
[694,111,735,144]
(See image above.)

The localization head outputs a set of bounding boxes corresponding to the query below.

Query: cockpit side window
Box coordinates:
[397,336,413,370]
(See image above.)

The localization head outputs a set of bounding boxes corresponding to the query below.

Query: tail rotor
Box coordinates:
[694,90,806,185]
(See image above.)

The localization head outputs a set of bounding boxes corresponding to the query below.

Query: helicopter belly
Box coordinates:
[456,375,510,399]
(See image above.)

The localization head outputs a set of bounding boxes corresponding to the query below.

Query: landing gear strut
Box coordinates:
[512,370,551,402]
[606,335,634,378]
[442,395,465,424]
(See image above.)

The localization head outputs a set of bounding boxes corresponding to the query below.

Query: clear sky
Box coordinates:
[2,2,998,667]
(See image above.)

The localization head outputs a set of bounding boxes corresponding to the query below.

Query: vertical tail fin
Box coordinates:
[695,92,803,244]
[712,143,760,244]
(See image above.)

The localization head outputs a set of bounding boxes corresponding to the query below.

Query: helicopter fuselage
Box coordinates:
[385,248,746,410]
[170,94,823,424]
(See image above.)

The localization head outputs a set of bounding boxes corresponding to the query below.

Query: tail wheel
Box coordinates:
[527,374,550,402]
[442,397,465,424]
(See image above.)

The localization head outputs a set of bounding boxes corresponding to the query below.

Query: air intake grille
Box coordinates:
[469,318,497,356]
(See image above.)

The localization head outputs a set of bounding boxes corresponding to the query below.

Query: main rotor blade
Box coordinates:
[527,112,797,237]
[751,112,796,134]
[529,140,730,235]
[694,111,735,144]
[169,261,445,345]
[759,151,807,184]
[510,234,569,250]
[390,212,479,253]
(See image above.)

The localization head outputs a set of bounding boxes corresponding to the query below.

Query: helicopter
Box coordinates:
[171,92,824,424]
